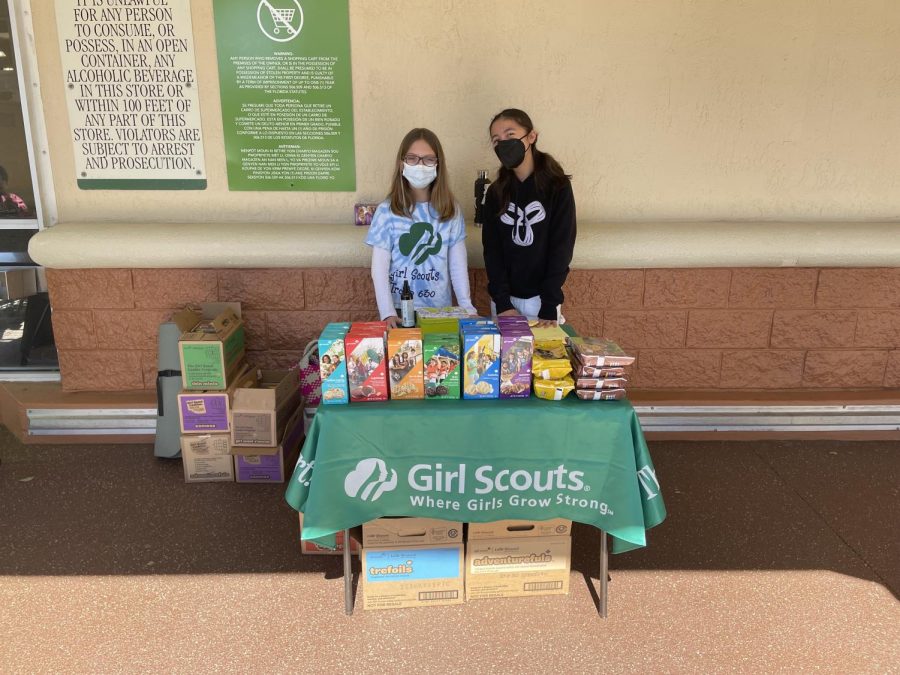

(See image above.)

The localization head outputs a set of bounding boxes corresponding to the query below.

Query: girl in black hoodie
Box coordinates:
[482,109,576,327]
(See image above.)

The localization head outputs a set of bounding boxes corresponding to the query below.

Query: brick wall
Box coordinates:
[46,267,900,392]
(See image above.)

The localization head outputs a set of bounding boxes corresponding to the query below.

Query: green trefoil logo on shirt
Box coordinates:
[399,221,443,265]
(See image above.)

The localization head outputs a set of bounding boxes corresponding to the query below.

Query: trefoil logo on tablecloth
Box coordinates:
[344,458,398,502]
[636,465,660,499]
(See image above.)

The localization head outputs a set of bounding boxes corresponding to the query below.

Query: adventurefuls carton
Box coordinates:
[467,518,572,540]
[466,535,571,600]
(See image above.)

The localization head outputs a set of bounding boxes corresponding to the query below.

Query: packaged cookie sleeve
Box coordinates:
[568,337,635,368]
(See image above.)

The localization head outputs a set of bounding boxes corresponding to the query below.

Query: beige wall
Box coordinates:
[29,0,900,225]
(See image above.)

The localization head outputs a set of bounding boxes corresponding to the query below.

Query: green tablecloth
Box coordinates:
[285,397,666,553]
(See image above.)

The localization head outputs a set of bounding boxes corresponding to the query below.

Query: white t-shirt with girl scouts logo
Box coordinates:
[365,200,465,309]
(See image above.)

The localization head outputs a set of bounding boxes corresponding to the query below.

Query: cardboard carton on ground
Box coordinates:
[231,404,305,484]
[230,370,302,448]
[181,433,235,483]
[362,517,463,548]
[0,269,37,301]
[465,535,571,600]
[467,518,572,540]
[175,303,246,391]
[298,513,360,555]
[177,362,257,434]
[362,543,465,610]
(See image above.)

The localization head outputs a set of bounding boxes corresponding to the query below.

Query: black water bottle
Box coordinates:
[400,280,415,327]
[474,170,490,228]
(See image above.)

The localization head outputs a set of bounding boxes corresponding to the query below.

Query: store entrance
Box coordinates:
[1,0,57,374]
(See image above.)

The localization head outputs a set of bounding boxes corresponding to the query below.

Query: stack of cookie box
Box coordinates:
[568,337,636,401]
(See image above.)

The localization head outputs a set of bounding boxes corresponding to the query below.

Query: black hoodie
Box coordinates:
[481,174,576,320]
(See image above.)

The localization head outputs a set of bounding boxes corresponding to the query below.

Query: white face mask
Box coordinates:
[402,163,437,189]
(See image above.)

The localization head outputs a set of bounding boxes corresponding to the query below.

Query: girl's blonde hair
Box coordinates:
[388,128,457,221]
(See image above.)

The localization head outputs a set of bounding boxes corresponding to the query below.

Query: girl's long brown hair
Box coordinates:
[488,109,571,215]
[388,128,457,221]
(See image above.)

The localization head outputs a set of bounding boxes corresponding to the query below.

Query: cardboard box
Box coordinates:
[175,303,246,391]
[181,434,235,483]
[362,544,465,610]
[230,369,301,448]
[232,403,305,483]
[388,329,424,400]
[177,362,256,434]
[319,327,349,405]
[299,513,360,555]
[467,518,572,540]
[363,517,462,548]
[423,333,460,399]
[499,331,533,399]
[466,536,571,600]
[346,332,388,402]
[462,329,501,399]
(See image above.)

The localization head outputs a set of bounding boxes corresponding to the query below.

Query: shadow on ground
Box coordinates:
[1,427,897,600]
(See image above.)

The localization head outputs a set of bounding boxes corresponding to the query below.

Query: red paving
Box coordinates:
[1,430,898,673]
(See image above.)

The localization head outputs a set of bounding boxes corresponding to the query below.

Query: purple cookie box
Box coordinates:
[234,452,285,483]
[179,394,229,433]
[500,330,533,399]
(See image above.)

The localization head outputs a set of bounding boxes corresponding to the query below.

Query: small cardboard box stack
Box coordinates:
[465,519,572,600]
[176,303,248,483]
[361,517,464,610]
[231,370,304,484]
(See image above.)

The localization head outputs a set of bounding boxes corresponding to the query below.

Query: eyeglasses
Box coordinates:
[403,153,439,167]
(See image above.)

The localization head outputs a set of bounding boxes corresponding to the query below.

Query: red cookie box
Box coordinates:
[345,330,388,402]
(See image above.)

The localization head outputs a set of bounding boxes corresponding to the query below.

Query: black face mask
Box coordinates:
[494,135,529,169]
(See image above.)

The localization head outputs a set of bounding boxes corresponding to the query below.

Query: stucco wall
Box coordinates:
[27,0,900,227]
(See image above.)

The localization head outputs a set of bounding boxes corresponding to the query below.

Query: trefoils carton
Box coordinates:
[423,332,461,399]
[318,323,349,405]
[465,535,571,600]
[362,543,465,610]
[387,328,424,400]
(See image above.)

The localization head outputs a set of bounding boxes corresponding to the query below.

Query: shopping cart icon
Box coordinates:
[257,0,304,42]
